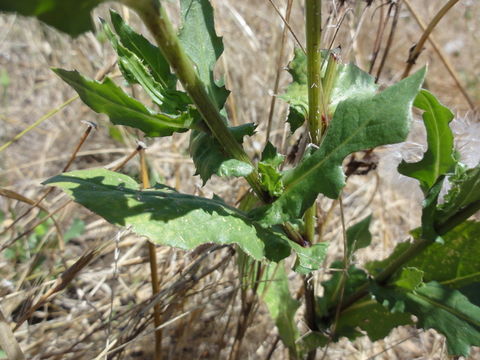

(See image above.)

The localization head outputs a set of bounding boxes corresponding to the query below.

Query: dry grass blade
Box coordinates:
[403,0,477,110]
[402,0,461,78]
[13,246,104,331]
[0,308,25,360]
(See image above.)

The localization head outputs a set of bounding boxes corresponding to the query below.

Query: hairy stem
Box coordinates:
[306,0,325,143]
[304,2,323,358]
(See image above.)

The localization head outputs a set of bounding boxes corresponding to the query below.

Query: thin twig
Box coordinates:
[403,0,476,110]
[268,0,305,53]
[402,0,461,78]
[265,0,294,144]
[139,145,163,360]
[375,0,402,82]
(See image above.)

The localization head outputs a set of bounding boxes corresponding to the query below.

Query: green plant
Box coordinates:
[1,0,479,359]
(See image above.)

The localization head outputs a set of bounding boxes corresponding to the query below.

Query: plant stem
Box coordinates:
[139,147,162,360]
[304,2,323,358]
[306,0,325,144]
[129,2,269,202]
[402,0,460,78]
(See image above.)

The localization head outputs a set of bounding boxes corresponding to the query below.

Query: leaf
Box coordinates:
[317,264,412,341]
[53,69,193,137]
[392,267,424,291]
[398,90,455,191]
[335,298,413,342]
[189,124,255,183]
[179,0,229,109]
[259,262,301,357]
[108,11,193,113]
[436,163,480,225]
[105,12,192,114]
[109,10,176,89]
[346,215,372,258]
[258,143,285,198]
[372,281,480,356]
[291,242,328,274]
[280,48,378,133]
[252,68,426,226]
[0,0,105,37]
[44,169,293,262]
[367,221,480,290]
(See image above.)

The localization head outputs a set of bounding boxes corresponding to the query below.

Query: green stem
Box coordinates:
[129,1,269,202]
[304,3,323,359]
[305,0,325,144]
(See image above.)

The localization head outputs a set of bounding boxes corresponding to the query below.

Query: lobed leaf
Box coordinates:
[281,48,378,133]
[179,0,229,109]
[436,163,480,225]
[252,68,426,226]
[105,11,192,114]
[372,281,480,356]
[53,69,193,137]
[109,10,176,89]
[44,169,291,262]
[398,90,455,191]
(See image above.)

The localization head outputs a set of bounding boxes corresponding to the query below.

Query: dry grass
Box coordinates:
[0,0,479,359]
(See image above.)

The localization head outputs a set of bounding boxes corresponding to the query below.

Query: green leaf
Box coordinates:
[53,69,193,137]
[436,163,480,225]
[258,143,285,198]
[259,262,301,357]
[291,242,328,274]
[372,281,480,356]
[261,142,285,168]
[398,90,455,191]
[0,0,104,37]
[252,68,426,226]
[107,11,193,114]
[335,298,413,342]
[286,106,306,133]
[109,10,176,89]
[346,215,372,258]
[189,124,255,183]
[367,221,480,290]
[317,264,411,341]
[43,169,291,262]
[104,13,192,114]
[179,0,229,109]
[392,267,424,291]
[280,48,378,133]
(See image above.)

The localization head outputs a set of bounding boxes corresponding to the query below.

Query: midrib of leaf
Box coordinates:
[407,290,480,327]
[66,76,185,129]
[425,97,441,181]
[440,272,480,287]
